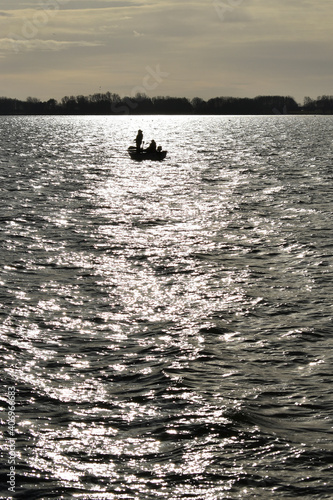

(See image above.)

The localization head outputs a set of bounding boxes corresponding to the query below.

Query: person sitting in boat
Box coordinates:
[135,129,143,153]
[145,139,157,153]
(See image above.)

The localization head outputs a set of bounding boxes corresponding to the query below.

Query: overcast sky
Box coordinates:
[1,0,332,103]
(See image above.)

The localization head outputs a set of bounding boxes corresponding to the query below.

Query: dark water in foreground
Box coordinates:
[0,115,333,499]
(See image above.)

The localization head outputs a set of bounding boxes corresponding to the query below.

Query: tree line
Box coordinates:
[1,93,333,115]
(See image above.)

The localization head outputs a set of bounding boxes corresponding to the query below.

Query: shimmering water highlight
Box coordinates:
[1,115,333,499]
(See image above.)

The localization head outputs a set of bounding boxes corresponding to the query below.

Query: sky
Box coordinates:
[0,0,332,103]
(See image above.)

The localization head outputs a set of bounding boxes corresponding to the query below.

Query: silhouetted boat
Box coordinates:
[127,146,167,161]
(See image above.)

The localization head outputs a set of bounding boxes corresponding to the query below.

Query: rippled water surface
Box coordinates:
[1,115,333,499]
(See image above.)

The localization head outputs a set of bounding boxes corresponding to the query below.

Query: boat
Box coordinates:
[127,146,167,161]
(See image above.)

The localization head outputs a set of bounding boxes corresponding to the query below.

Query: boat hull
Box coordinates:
[127,147,167,161]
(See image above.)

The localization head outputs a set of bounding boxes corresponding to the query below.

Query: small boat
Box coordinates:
[127,146,167,161]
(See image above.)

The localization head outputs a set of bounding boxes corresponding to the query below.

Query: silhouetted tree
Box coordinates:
[25,97,44,114]
[315,95,333,114]
[191,97,207,114]
[0,92,325,116]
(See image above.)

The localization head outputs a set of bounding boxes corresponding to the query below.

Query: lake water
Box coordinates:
[1,115,333,499]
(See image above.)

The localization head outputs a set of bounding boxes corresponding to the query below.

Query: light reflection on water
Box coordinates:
[1,115,333,498]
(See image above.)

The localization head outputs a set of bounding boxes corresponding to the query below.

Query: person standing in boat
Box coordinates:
[135,129,143,153]
[145,139,157,153]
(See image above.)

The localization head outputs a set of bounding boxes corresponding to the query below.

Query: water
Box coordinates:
[0,115,333,499]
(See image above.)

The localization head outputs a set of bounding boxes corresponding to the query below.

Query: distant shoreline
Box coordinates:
[1,93,332,115]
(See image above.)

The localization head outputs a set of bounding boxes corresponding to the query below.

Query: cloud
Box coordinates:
[0,37,102,52]
[60,0,143,8]
[0,0,332,101]
[1,4,136,40]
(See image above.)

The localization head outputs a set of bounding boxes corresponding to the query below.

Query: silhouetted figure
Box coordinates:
[135,129,143,153]
[145,140,156,153]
